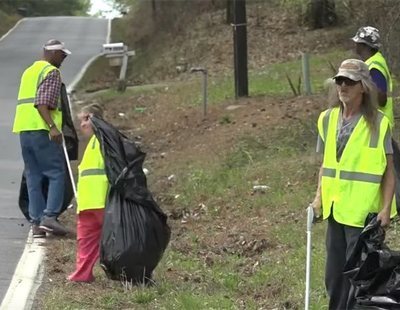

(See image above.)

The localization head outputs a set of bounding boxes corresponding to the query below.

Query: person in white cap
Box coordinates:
[311,59,395,309]
[353,26,400,215]
[12,39,72,237]
[352,26,394,128]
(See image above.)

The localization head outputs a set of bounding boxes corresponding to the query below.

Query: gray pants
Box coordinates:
[325,215,363,310]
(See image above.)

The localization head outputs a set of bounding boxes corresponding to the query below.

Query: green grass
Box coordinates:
[0,10,20,38]
[37,114,329,308]
[90,48,351,108]
[182,49,351,106]
[159,121,327,308]
[79,50,351,110]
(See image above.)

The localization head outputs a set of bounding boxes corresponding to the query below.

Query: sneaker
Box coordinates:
[32,225,46,238]
[39,216,68,236]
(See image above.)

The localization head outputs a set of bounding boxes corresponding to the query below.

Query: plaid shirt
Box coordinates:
[34,69,62,109]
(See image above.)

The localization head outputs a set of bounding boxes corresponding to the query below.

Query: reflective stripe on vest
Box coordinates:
[323,168,383,183]
[80,168,106,177]
[77,135,108,213]
[12,61,62,133]
[366,52,394,128]
[318,107,395,227]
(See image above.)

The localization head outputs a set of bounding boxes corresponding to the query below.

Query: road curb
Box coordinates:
[0,18,25,42]
[0,232,45,310]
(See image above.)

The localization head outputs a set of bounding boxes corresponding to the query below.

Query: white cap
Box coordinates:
[43,39,71,55]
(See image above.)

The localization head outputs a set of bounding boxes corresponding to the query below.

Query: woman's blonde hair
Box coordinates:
[327,75,379,132]
[79,103,104,118]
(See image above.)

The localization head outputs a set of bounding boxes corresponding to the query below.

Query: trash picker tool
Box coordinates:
[305,205,314,310]
[62,136,77,206]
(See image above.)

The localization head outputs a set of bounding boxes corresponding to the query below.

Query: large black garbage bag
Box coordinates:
[92,116,171,284]
[18,165,74,221]
[344,214,400,308]
[18,85,78,220]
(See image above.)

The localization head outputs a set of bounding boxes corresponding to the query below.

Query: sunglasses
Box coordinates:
[334,77,359,86]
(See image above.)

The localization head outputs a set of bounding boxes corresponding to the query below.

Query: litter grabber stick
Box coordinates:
[62,136,77,206]
[305,205,314,310]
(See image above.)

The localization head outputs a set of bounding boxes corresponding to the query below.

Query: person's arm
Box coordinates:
[311,127,325,218]
[377,91,388,107]
[370,69,387,107]
[35,70,62,143]
[378,154,395,227]
[311,164,323,218]
[36,105,62,143]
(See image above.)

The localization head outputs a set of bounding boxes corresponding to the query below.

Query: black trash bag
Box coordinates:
[60,83,79,161]
[344,213,400,308]
[18,167,74,221]
[18,83,78,220]
[92,116,170,284]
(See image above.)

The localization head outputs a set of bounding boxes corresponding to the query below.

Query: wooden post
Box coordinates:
[232,0,248,98]
[226,0,233,24]
[202,70,208,117]
[302,52,312,95]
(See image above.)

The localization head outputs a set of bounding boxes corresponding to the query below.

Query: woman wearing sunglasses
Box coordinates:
[310,59,395,309]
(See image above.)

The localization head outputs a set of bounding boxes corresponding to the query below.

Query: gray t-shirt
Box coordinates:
[316,113,393,160]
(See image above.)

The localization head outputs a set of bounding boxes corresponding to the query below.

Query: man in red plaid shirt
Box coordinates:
[12,39,71,237]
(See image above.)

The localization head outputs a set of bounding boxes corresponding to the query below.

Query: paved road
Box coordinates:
[0,16,108,302]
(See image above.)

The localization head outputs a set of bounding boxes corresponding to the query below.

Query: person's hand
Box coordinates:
[377,208,391,228]
[49,126,62,144]
[310,197,322,223]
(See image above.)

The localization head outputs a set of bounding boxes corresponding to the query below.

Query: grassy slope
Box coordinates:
[34,49,356,309]
[0,10,20,38]
[32,2,400,310]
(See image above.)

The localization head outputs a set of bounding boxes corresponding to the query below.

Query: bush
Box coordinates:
[340,0,400,75]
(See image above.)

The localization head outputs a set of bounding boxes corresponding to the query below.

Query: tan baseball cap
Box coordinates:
[333,59,370,81]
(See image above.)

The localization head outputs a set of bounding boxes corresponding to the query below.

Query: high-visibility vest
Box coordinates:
[12,60,62,133]
[77,135,109,213]
[366,52,394,128]
[318,107,395,227]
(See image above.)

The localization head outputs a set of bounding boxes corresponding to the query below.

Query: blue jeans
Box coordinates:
[20,130,65,224]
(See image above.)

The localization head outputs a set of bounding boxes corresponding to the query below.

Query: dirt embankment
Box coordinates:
[81,1,350,91]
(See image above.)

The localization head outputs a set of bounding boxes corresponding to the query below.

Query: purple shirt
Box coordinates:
[370,68,387,93]
[34,69,62,110]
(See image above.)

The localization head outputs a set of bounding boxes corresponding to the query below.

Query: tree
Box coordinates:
[307,0,337,29]
[110,0,137,14]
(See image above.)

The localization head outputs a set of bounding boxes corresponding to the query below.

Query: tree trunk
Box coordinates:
[309,0,337,29]
[152,0,156,20]
[226,0,233,24]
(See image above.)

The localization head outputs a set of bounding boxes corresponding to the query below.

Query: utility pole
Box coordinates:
[232,0,248,98]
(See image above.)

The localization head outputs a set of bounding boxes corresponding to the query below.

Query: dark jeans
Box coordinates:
[392,139,400,214]
[20,130,65,225]
[325,215,363,310]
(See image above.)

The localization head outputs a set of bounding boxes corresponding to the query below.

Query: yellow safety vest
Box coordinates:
[366,52,394,128]
[12,60,62,133]
[318,107,395,227]
[77,135,109,213]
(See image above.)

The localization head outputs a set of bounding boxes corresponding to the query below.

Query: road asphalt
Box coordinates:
[0,16,109,308]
